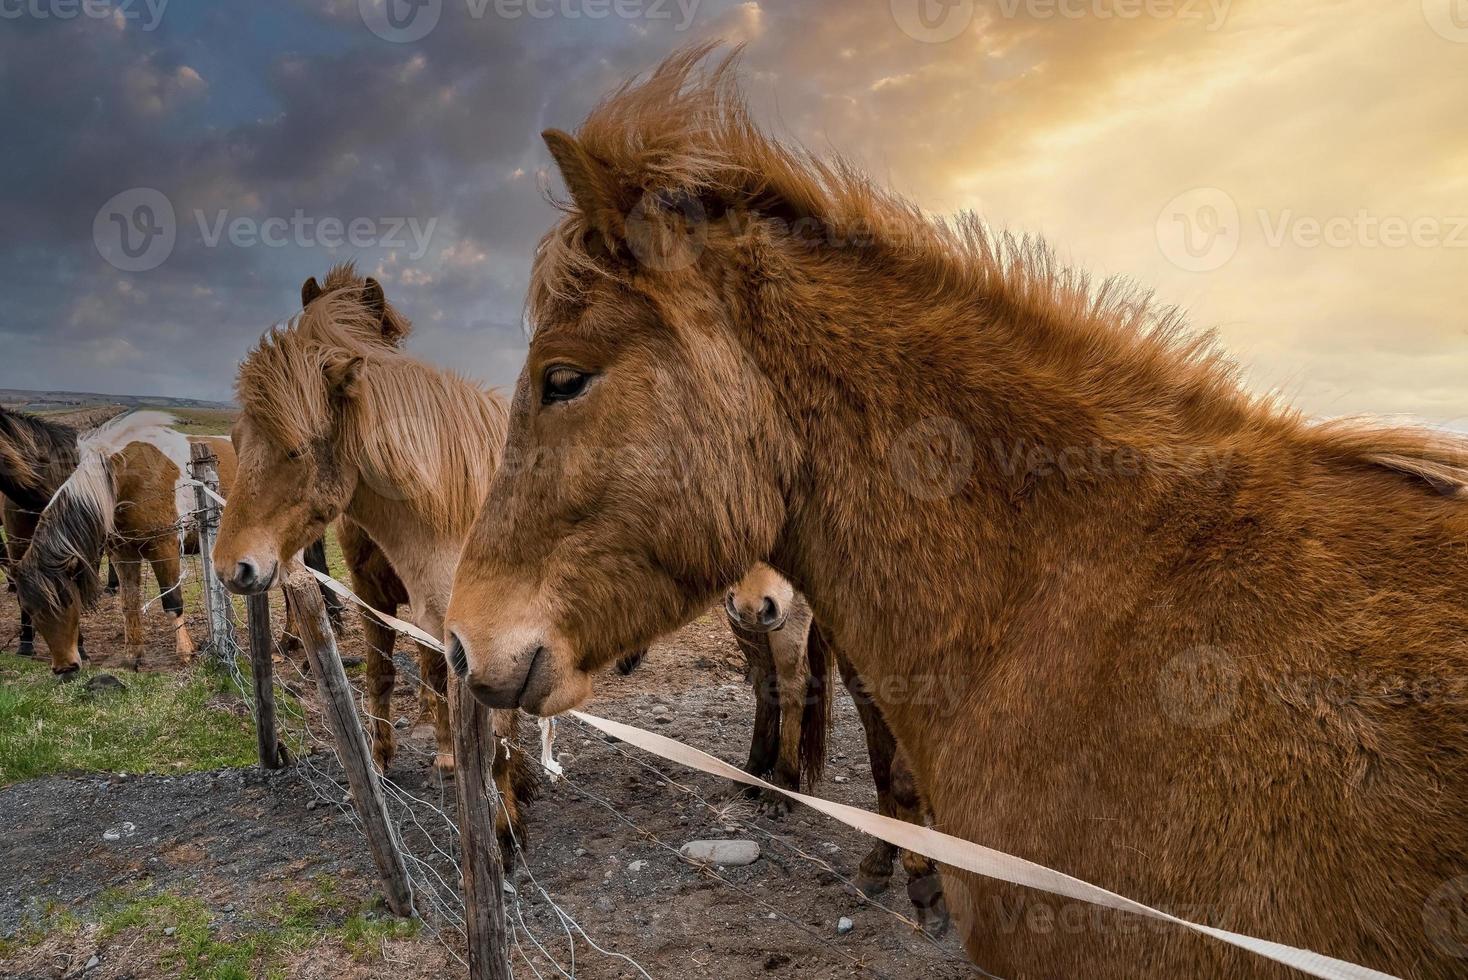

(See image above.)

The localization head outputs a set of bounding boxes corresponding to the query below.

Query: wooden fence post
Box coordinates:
[282,560,415,918]
[189,443,235,664]
[452,685,513,980]
[244,592,287,770]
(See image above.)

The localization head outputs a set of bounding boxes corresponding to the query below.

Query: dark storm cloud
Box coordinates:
[0,0,740,400]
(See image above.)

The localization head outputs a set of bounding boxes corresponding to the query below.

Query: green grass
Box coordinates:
[165,407,237,436]
[0,655,259,785]
[5,879,420,979]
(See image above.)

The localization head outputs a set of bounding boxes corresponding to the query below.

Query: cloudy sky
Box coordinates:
[2,0,1464,423]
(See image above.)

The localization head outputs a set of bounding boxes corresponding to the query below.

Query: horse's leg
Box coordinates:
[148,548,193,664]
[729,621,781,797]
[5,525,35,657]
[421,641,454,774]
[17,607,35,657]
[838,652,900,898]
[116,558,145,669]
[302,537,342,631]
[361,609,399,772]
[105,558,119,596]
[764,625,809,818]
[892,747,949,935]
[491,709,535,869]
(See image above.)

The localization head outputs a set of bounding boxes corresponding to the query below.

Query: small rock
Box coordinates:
[394,716,410,729]
[83,674,126,695]
[163,927,176,937]
[306,800,318,811]
[84,954,100,970]
[627,859,650,873]
[679,839,761,867]
[832,775,849,784]
[222,904,235,913]
[574,848,587,857]
[102,822,136,841]
[837,916,854,935]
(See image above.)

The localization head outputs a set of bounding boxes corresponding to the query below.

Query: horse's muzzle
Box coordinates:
[221,558,276,595]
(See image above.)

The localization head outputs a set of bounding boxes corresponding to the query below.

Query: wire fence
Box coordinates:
[2,482,970,979]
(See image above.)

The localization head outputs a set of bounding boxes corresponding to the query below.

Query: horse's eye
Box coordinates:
[542,366,592,405]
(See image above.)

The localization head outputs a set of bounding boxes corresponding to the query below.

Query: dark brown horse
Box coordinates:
[0,408,97,658]
[726,563,946,932]
[447,46,1468,978]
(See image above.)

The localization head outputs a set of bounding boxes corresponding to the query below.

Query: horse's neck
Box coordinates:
[344,484,460,628]
[752,269,1218,750]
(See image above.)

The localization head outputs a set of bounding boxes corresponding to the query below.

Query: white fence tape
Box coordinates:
[186,479,1400,980]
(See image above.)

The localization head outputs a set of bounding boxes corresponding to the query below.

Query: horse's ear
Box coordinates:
[301,276,322,308]
[362,277,387,328]
[324,352,364,402]
[543,129,628,252]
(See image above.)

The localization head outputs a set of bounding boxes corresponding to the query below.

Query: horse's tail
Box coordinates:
[799,619,836,790]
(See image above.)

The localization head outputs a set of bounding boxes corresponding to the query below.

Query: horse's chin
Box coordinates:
[527,669,594,718]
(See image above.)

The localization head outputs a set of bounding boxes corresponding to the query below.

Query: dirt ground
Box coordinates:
[0,576,976,979]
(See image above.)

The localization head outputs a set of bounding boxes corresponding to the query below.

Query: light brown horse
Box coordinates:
[446,46,1468,978]
[727,563,946,932]
[212,272,536,858]
[15,412,227,673]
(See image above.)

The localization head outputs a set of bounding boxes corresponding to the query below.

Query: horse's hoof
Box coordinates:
[853,872,892,899]
[372,737,396,773]
[15,643,35,658]
[757,792,792,820]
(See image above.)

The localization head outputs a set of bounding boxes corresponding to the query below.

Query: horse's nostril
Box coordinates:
[234,561,257,589]
[448,634,469,679]
[724,593,739,621]
[759,597,779,625]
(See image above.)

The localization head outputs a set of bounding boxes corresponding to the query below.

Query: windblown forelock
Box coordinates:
[318,261,413,345]
[236,326,335,455]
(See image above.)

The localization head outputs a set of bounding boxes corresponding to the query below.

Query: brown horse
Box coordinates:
[727,563,946,932]
[446,46,1468,978]
[213,272,536,859]
[336,514,453,773]
[15,412,228,673]
[0,408,98,657]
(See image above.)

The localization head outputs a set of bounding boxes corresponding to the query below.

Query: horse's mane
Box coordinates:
[318,261,414,344]
[15,411,188,615]
[0,407,82,510]
[534,41,1468,500]
[237,289,508,534]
